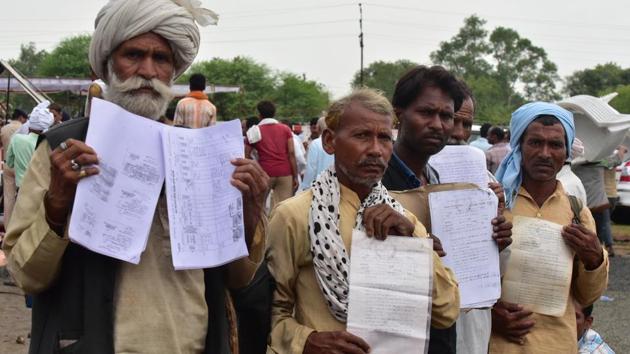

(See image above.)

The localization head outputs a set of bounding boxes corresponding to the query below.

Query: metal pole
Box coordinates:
[359,3,364,86]
[5,74,10,124]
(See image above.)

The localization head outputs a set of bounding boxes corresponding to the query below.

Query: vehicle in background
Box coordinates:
[612,160,630,224]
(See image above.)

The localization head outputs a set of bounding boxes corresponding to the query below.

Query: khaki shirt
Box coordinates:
[266,184,460,353]
[3,141,266,354]
[489,183,609,354]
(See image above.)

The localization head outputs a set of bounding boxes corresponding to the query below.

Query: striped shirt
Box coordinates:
[174,92,217,128]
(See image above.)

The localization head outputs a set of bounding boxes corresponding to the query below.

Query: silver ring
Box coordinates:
[60,141,68,151]
[70,159,81,171]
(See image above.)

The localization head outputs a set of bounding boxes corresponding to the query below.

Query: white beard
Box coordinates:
[104,66,174,120]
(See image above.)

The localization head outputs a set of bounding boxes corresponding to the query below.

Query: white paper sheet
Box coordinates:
[347,230,432,353]
[428,145,489,188]
[502,216,574,317]
[162,119,248,270]
[429,188,501,308]
[69,98,165,263]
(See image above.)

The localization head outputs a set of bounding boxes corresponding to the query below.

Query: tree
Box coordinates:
[600,85,630,113]
[38,34,92,78]
[351,60,418,100]
[273,73,330,118]
[7,42,48,76]
[564,63,630,96]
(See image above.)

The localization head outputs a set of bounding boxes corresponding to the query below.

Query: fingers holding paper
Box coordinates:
[304,331,370,354]
[561,224,604,270]
[362,204,415,240]
[491,215,513,251]
[230,158,270,246]
[429,233,446,257]
[488,182,506,212]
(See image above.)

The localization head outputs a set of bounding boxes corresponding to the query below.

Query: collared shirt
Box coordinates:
[266,184,460,353]
[6,132,39,187]
[2,141,266,354]
[173,92,217,128]
[470,137,492,151]
[382,152,440,190]
[485,142,512,174]
[489,183,609,354]
[578,329,616,354]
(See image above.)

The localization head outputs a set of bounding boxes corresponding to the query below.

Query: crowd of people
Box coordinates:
[0,0,622,353]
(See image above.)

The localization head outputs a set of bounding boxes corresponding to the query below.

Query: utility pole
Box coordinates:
[359,3,364,86]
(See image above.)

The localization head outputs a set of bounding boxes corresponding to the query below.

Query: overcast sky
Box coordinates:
[1,0,630,98]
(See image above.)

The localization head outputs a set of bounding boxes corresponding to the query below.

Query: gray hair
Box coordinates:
[325,88,394,131]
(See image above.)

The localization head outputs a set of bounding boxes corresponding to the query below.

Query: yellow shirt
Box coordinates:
[266,184,460,353]
[489,182,609,354]
[2,141,266,354]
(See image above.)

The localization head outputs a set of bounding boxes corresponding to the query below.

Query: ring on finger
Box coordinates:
[78,169,87,179]
[70,159,81,171]
[60,141,69,151]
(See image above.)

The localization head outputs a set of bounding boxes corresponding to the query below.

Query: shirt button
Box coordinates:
[536,212,542,217]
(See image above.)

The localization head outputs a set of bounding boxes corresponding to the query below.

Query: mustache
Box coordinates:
[357,157,387,169]
[111,76,173,99]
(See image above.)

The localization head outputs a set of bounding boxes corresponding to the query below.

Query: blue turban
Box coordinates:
[495,102,575,209]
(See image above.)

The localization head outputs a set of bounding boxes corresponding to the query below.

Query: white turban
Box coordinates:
[89,0,218,82]
[28,101,54,131]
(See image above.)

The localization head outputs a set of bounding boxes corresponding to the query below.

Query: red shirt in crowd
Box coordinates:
[250,123,293,177]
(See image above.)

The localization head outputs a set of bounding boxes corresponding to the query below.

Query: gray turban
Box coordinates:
[89,0,218,82]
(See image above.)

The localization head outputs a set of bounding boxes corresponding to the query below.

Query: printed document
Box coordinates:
[69,98,165,263]
[163,119,248,269]
[347,230,432,353]
[502,216,574,317]
[429,188,501,308]
[429,145,489,188]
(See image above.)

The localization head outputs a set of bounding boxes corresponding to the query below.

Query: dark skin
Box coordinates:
[396,88,512,253]
[307,103,417,354]
[493,120,604,345]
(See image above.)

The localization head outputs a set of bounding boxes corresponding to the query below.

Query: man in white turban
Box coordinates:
[2,1,270,354]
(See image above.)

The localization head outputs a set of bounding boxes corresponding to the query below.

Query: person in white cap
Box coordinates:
[2,1,270,353]
[5,101,54,189]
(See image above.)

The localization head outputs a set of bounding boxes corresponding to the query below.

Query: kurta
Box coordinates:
[489,182,609,354]
[266,184,460,353]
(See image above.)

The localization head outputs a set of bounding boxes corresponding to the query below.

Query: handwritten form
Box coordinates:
[429,189,501,308]
[502,216,574,317]
[162,119,247,270]
[429,145,489,188]
[69,98,165,263]
[347,230,432,353]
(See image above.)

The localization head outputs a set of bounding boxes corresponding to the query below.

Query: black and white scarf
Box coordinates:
[308,166,405,322]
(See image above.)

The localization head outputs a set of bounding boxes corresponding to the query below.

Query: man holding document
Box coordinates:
[2,1,269,353]
[266,89,460,353]
[490,102,609,353]
[382,67,513,354]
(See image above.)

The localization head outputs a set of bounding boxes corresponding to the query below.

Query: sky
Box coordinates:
[1,0,630,98]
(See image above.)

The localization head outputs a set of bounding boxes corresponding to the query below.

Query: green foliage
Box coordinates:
[565,63,630,96]
[601,85,630,114]
[7,42,48,76]
[37,34,92,78]
[184,57,330,120]
[273,73,330,118]
[351,59,419,101]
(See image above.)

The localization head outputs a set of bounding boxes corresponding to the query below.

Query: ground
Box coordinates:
[1,226,629,353]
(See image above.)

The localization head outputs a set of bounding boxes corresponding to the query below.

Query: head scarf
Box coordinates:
[495,102,575,209]
[28,101,54,131]
[89,0,218,82]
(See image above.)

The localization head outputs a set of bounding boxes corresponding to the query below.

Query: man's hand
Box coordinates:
[562,224,604,270]
[304,331,370,354]
[430,233,446,257]
[492,215,512,251]
[230,158,269,247]
[488,182,506,213]
[492,301,535,345]
[362,204,414,240]
[46,139,99,231]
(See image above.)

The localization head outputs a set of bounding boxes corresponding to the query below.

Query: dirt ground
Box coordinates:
[1,229,629,353]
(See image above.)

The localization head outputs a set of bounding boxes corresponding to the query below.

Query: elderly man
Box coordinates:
[266,88,459,354]
[2,1,270,354]
[382,68,512,354]
[490,102,608,353]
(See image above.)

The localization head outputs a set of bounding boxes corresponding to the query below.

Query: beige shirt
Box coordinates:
[266,184,460,353]
[1,120,22,156]
[489,183,609,354]
[2,141,266,353]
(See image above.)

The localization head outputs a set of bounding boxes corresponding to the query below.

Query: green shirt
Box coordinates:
[6,132,38,187]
